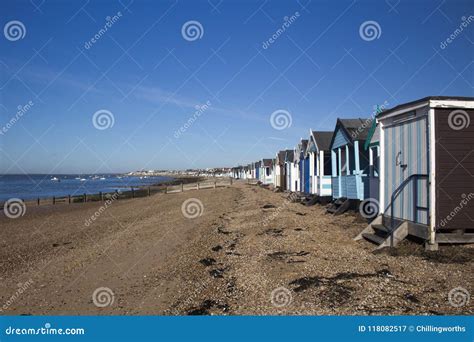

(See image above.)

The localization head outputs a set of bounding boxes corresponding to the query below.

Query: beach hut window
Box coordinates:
[370,146,379,177]
[324,151,331,175]
[341,149,348,175]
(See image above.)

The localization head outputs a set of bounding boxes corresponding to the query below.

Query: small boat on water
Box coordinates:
[100,177,106,180]
[51,177,60,182]
[80,178,86,182]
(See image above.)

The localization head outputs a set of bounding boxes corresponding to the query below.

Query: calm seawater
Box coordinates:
[0,174,173,201]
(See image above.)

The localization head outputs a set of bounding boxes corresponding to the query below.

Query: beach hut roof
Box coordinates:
[301,139,308,150]
[364,120,380,150]
[276,150,286,165]
[285,150,295,162]
[376,96,474,119]
[311,131,333,151]
[338,119,372,141]
[295,139,308,161]
[328,118,372,150]
[262,158,273,167]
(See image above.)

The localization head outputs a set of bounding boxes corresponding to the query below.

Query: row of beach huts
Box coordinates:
[231,96,474,250]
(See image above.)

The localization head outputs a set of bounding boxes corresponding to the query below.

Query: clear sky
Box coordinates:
[1,0,473,174]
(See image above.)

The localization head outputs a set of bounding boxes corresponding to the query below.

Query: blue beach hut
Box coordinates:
[328,119,372,210]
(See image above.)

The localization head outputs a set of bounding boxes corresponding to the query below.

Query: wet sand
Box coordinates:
[1,181,472,315]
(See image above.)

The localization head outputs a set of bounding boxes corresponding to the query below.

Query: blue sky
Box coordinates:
[1,0,473,174]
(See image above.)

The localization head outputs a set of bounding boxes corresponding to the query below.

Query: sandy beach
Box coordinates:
[1,181,472,315]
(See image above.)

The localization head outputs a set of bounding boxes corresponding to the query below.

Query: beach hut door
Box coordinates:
[383,117,429,224]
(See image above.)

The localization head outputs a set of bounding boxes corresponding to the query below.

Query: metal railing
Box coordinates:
[385,173,429,245]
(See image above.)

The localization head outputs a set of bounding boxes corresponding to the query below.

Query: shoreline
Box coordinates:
[1,175,207,207]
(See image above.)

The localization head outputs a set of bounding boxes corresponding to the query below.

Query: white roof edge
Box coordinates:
[378,98,474,122]
[429,99,474,109]
[377,102,429,121]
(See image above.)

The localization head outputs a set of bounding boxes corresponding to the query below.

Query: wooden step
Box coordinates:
[305,196,319,206]
[334,199,350,215]
[362,233,385,245]
[381,215,403,229]
[372,224,390,234]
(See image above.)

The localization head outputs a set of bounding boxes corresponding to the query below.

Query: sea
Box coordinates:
[0,174,173,202]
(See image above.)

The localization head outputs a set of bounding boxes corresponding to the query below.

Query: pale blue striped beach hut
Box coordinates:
[329,119,372,201]
[356,96,474,250]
